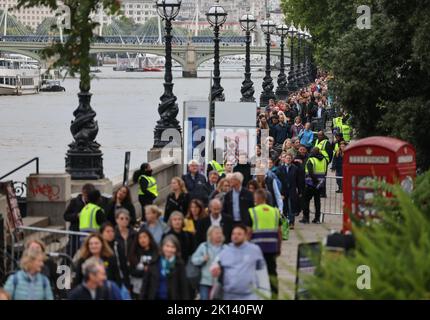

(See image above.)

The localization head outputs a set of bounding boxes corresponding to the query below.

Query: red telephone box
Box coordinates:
[343,136,416,233]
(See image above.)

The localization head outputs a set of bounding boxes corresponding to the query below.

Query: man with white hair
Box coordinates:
[222,172,254,227]
[182,159,210,206]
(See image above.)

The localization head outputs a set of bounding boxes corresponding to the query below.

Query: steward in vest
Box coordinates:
[314,131,333,164]
[341,123,351,142]
[207,159,225,178]
[300,148,328,224]
[249,189,282,299]
[133,163,158,215]
[79,190,105,233]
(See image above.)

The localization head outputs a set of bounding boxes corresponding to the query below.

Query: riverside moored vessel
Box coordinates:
[0,54,41,95]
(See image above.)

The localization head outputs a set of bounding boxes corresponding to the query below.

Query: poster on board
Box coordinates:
[213,101,258,168]
[183,101,210,174]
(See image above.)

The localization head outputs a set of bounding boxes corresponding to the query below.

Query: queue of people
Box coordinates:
[0,74,351,301]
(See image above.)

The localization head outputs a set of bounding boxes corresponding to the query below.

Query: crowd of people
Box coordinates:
[0,74,353,301]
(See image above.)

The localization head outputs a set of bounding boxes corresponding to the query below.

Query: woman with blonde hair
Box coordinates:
[3,248,53,300]
[165,211,195,263]
[191,225,226,300]
[209,178,230,202]
[141,204,169,245]
[164,176,190,223]
[73,233,121,287]
[282,138,297,157]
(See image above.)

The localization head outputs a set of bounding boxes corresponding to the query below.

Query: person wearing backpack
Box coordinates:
[191,226,226,300]
[3,248,53,300]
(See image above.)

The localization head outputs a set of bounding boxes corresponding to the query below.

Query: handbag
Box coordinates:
[113,241,131,300]
[186,243,208,289]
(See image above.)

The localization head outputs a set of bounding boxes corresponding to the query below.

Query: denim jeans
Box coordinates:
[199,285,211,300]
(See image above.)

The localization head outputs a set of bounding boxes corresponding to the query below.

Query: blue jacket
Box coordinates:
[273,123,290,145]
[182,172,210,206]
[191,242,226,286]
[216,242,266,297]
[4,270,53,300]
[299,129,314,147]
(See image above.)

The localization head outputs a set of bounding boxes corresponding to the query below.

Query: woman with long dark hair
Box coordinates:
[128,229,159,299]
[183,199,206,235]
[106,185,136,226]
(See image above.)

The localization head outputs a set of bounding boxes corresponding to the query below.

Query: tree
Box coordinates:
[303,171,430,299]
[281,0,430,169]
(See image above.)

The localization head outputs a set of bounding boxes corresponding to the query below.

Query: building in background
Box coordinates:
[0,0,52,30]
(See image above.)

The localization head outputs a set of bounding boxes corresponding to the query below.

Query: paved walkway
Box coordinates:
[277,213,343,299]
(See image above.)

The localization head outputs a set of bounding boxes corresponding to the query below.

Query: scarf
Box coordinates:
[160,256,176,277]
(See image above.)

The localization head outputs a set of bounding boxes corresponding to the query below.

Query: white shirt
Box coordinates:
[210,214,222,227]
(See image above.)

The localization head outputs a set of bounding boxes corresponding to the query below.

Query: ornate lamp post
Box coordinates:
[295,25,305,89]
[287,23,298,93]
[153,0,182,148]
[239,14,257,103]
[206,0,227,124]
[259,18,277,107]
[275,23,289,101]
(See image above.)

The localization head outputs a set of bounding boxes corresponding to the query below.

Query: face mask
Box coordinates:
[145,169,153,176]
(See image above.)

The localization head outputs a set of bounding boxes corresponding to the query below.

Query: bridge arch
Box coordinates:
[0,48,42,62]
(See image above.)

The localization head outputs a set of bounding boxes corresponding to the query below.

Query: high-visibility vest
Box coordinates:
[334,142,340,154]
[79,203,104,232]
[249,204,280,254]
[314,139,330,162]
[138,175,159,197]
[333,117,343,129]
[341,124,351,142]
[209,160,225,176]
[305,157,328,176]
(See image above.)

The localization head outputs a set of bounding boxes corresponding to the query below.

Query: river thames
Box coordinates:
[0,66,265,181]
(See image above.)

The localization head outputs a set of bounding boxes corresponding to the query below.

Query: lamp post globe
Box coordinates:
[206,0,227,125]
[153,0,182,149]
[239,14,257,103]
[259,18,277,108]
[275,23,289,101]
[287,22,298,93]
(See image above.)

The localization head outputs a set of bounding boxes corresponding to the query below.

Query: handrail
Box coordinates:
[0,157,39,181]
[16,225,89,237]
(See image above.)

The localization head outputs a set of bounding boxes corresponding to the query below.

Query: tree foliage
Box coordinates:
[304,171,430,299]
[281,0,430,169]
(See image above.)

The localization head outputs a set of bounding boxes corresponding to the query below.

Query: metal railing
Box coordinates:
[10,225,89,272]
[308,176,344,223]
[0,157,39,181]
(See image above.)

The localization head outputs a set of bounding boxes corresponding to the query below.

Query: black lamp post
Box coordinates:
[287,22,298,93]
[239,14,257,103]
[303,27,311,85]
[206,0,227,124]
[259,18,276,107]
[153,0,182,149]
[295,25,305,89]
[275,23,289,101]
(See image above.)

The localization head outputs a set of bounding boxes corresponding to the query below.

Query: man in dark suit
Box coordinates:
[222,172,254,228]
[206,170,219,194]
[276,153,303,229]
[195,198,234,245]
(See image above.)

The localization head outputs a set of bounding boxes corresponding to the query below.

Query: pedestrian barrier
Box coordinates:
[10,226,89,272]
[308,176,343,223]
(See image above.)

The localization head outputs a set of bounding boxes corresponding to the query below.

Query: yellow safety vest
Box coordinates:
[341,124,351,142]
[314,139,330,162]
[333,117,343,129]
[305,157,328,175]
[209,160,225,176]
[249,204,280,253]
[79,203,104,232]
[138,175,159,197]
